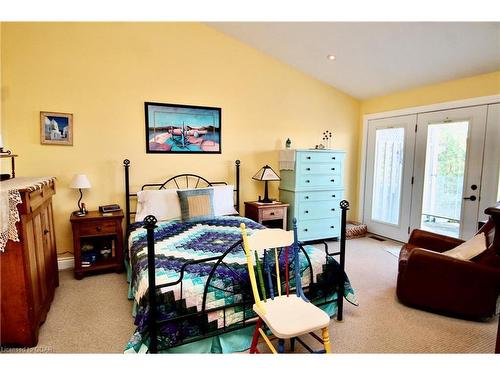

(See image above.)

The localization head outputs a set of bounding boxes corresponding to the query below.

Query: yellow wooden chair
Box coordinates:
[240,221,332,354]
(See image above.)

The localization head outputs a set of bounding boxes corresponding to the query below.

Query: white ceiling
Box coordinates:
[208,22,500,99]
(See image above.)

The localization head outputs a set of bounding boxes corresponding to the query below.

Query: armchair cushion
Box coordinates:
[443,232,487,261]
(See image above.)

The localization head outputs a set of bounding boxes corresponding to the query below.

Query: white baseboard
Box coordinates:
[58,256,74,270]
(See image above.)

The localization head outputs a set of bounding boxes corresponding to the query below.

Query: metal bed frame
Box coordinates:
[123,159,348,353]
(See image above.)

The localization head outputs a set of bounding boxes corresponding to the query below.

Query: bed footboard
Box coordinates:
[142,201,350,353]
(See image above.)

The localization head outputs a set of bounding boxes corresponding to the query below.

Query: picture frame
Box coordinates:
[145,102,221,154]
[40,111,73,146]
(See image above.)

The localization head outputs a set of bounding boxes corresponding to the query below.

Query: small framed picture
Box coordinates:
[40,111,73,146]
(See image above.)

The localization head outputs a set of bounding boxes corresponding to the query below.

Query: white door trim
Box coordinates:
[358,94,500,222]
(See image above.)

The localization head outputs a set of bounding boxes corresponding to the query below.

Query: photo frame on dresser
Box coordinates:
[145,102,221,154]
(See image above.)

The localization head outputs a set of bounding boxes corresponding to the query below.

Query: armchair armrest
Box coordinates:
[407,229,464,253]
[397,248,500,319]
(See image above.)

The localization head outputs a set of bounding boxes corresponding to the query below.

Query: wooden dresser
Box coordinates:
[279,149,345,242]
[0,178,58,347]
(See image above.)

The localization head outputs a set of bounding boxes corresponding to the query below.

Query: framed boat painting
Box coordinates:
[145,102,221,154]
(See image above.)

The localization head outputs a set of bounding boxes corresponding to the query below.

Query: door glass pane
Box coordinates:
[421,121,468,238]
[371,128,404,225]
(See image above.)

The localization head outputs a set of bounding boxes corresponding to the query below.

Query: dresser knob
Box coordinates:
[331,168,335,170]
[269,212,275,216]
[306,180,310,183]
[330,225,334,229]
[332,157,336,160]
[332,195,336,198]
[330,179,335,182]
[304,228,308,232]
[306,156,311,160]
[43,229,49,235]
[331,208,335,211]
[305,196,309,199]
[96,226,102,232]
[305,210,309,214]
[306,168,311,171]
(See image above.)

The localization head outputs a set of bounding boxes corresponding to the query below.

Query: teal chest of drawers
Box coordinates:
[279,149,345,242]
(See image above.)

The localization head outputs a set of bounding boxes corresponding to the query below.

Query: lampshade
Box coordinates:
[252,165,280,181]
[69,174,91,189]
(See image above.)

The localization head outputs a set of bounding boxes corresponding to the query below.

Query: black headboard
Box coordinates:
[123,159,240,229]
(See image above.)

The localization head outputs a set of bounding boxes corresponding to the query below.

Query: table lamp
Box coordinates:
[70,174,91,216]
[252,165,281,203]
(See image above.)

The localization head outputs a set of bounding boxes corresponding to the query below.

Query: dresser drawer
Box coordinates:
[78,221,117,236]
[296,174,342,188]
[261,206,285,221]
[297,218,341,241]
[297,200,341,220]
[299,161,342,175]
[298,190,343,202]
[297,151,340,164]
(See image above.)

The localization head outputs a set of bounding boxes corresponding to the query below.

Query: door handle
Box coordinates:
[463,195,477,201]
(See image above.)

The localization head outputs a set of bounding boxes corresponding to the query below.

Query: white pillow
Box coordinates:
[134,185,238,222]
[212,185,239,216]
[443,232,487,261]
[135,189,181,222]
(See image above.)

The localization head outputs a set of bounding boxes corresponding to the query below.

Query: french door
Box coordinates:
[363,115,416,242]
[363,104,495,242]
[410,106,487,240]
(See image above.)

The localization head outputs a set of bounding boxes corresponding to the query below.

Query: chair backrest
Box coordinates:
[240,219,306,314]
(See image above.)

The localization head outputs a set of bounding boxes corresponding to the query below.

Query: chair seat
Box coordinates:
[254,295,330,339]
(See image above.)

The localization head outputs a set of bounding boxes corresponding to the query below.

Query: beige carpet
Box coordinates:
[5,236,498,353]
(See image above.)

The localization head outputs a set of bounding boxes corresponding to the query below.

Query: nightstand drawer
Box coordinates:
[261,207,285,221]
[79,221,117,236]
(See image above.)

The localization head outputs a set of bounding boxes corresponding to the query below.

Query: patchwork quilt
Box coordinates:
[125,216,356,353]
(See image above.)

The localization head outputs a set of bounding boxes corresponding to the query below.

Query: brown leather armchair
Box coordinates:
[397,204,500,321]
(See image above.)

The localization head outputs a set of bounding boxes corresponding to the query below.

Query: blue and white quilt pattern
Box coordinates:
[125,216,355,353]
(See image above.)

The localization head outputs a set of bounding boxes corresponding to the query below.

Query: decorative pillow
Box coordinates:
[443,232,487,261]
[212,185,239,216]
[177,188,215,221]
[135,189,181,222]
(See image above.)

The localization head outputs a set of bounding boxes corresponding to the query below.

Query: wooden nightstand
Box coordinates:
[70,210,124,280]
[244,201,289,230]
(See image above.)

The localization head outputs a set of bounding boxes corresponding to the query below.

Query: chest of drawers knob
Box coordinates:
[331,167,335,171]
[304,228,308,232]
[96,226,102,232]
[331,208,335,211]
[330,179,335,182]
[305,196,309,199]
[332,195,336,198]
[305,210,309,214]
[306,167,311,171]
[332,157,336,160]
[330,225,334,229]
[306,180,310,183]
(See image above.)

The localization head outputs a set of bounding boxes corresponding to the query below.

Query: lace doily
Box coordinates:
[0,189,22,251]
[0,177,56,252]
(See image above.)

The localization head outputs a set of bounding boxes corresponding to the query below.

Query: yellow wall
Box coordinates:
[1,22,360,256]
[361,71,500,115]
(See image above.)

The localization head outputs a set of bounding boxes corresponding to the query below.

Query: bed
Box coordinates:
[122,159,356,353]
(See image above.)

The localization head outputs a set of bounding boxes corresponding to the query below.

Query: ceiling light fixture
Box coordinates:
[327,54,336,60]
